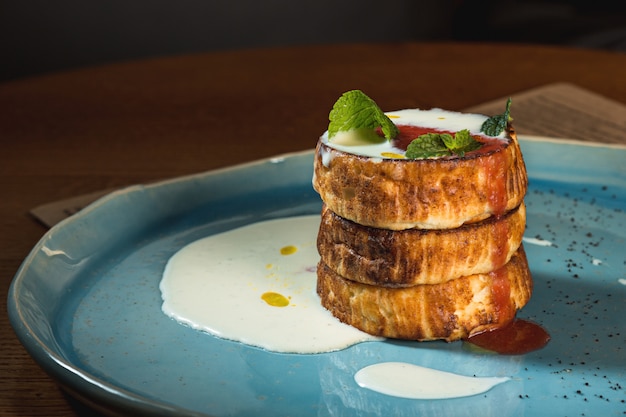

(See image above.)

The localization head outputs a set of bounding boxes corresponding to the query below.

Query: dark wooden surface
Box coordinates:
[1,42,625,416]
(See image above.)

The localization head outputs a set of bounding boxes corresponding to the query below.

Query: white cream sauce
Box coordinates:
[160,215,381,354]
[323,108,505,159]
[354,362,510,399]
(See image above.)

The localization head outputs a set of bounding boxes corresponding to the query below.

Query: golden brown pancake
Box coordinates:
[313,130,527,230]
[316,246,533,342]
[317,202,526,287]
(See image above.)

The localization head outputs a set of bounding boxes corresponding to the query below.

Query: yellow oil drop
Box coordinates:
[381,152,405,159]
[386,114,399,118]
[280,245,297,255]
[261,292,290,307]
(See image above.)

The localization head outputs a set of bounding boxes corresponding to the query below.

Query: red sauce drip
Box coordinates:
[392,126,455,150]
[465,319,551,355]
[490,214,510,268]
[490,266,512,322]
[473,136,507,155]
[476,143,507,216]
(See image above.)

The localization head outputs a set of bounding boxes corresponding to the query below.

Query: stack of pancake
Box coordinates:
[313,107,533,342]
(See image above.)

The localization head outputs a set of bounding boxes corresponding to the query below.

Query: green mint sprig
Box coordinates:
[480,98,513,136]
[405,133,451,158]
[442,129,482,156]
[405,129,481,159]
[328,90,399,141]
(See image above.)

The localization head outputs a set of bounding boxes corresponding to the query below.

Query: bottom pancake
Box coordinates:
[316,246,533,342]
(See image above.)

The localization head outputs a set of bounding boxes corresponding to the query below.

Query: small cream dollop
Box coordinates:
[355,362,510,400]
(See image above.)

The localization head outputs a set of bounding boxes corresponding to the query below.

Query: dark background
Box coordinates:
[1,0,625,82]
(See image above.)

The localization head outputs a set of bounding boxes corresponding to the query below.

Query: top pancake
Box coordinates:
[313,110,528,230]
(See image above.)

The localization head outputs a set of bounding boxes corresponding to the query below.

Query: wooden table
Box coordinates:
[1,42,625,417]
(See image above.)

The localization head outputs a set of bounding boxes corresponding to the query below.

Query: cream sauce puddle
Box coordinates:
[160,215,380,354]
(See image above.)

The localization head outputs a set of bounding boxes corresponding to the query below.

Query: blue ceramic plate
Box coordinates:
[8,136,626,417]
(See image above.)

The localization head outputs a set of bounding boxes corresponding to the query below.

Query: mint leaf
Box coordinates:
[406,130,482,159]
[405,133,451,158]
[481,98,513,136]
[328,90,399,141]
[442,129,481,157]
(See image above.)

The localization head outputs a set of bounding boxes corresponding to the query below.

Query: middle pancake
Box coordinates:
[317,203,526,287]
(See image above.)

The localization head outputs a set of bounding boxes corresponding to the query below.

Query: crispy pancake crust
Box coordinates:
[316,246,533,341]
[317,203,526,287]
[313,132,528,230]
